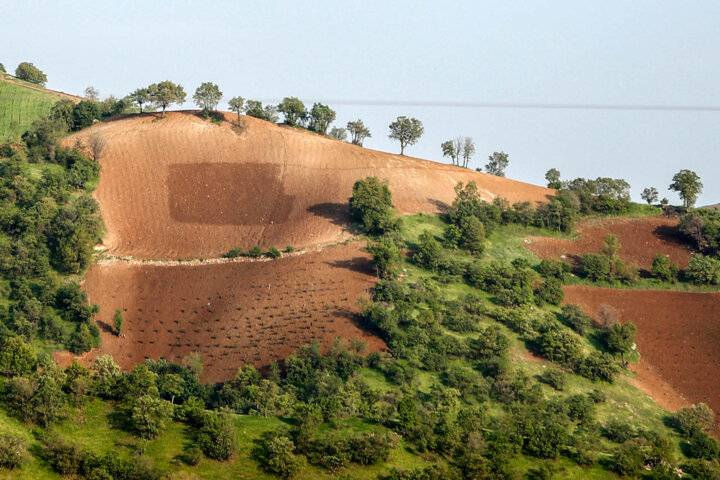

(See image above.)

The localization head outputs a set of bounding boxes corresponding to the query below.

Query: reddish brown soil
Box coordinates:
[527,216,694,270]
[69,243,384,383]
[564,286,720,419]
[67,112,553,259]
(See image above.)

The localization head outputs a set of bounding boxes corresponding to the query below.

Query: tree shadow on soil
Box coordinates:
[96,320,114,334]
[306,202,352,228]
[324,257,374,275]
[426,198,449,213]
[652,224,688,248]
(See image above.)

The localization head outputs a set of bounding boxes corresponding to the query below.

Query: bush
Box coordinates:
[349,177,395,235]
[685,254,720,285]
[560,304,592,335]
[182,446,203,466]
[603,419,635,443]
[651,254,679,282]
[198,413,237,460]
[674,403,714,438]
[223,246,243,258]
[536,328,583,366]
[582,253,610,282]
[284,245,295,252]
[261,432,302,479]
[266,246,281,258]
[246,245,263,258]
[131,395,173,439]
[611,441,645,477]
[0,433,27,470]
[538,258,571,279]
[538,277,564,305]
[539,368,565,391]
[578,352,620,382]
[686,432,720,460]
[15,62,47,85]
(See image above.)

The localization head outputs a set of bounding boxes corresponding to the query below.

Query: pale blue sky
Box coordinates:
[3,1,719,204]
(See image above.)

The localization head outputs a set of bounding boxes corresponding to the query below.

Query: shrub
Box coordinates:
[686,432,720,460]
[261,432,302,478]
[539,368,565,391]
[223,246,243,258]
[578,352,620,383]
[536,328,583,366]
[182,446,203,466]
[582,253,610,282]
[603,419,635,443]
[284,245,294,253]
[131,395,173,439]
[349,432,396,465]
[685,254,720,285]
[267,246,281,258]
[611,441,645,477]
[0,433,27,470]
[246,245,263,258]
[560,304,592,335]
[538,277,564,305]
[15,62,47,85]
[674,403,715,438]
[467,325,510,360]
[538,258,571,279]
[651,254,679,282]
[198,413,237,460]
[349,177,395,235]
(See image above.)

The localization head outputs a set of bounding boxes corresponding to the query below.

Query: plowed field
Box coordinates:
[68,112,553,258]
[76,242,384,382]
[564,286,720,421]
[527,216,694,270]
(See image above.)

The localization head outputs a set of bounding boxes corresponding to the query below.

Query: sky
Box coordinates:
[2,1,719,205]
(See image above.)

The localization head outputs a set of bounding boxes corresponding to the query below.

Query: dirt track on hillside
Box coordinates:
[67,112,553,259]
[73,242,384,382]
[527,216,694,271]
[564,286,720,420]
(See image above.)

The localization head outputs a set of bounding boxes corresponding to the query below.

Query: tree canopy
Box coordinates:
[347,120,371,146]
[15,62,47,86]
[148,81,186,115]
[228,96,245,120]
[669,169,703,209]
[193,82,223,112]
[388,116,424,155]
[484,151,509,177]
[308,103,336,135]
[277,97,307,126]
[442,137,475,168]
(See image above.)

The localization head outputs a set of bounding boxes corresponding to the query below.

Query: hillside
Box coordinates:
[67,112,554,259]
[0,74,81,143]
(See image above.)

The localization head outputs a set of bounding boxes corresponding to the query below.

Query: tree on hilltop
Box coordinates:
[15,62,47,86]
[128,88,151,113]
[194,82,223,112]
[277,97,307,126]
[0,63,5,73]
[484,151,509,177]
[84,86,99,102]
[442,136,475,168]
[228,96,245,121]
[329,126,347,141]
[148,81,186,116]
[347,119,371,146]
[641,187,658,205]
[545,168,562,188]
[308,103,336,135]
[388,116,423,155]
[669,169,703,209]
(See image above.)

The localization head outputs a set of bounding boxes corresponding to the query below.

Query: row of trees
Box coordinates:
[640,169,704,209]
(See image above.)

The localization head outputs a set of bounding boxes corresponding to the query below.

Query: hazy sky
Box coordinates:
[3,1,719,204]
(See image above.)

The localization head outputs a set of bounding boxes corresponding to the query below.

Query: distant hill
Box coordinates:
[702,203,720,210]
[0,74,81,143]
[67,111,554,258]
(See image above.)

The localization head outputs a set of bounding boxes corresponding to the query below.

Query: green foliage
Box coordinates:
[484,151,509,177]
[538,276,564,305]
[113,309,123,336]
[329,126,347,141]
[261,431,302,478]
[560,304,592,335]
[582,253,610,281]
[642,186,659,205]
[193,81,223,111]
[539,368,566,391]
[536,328,583,366]
[0,335,37,376]
[388,116,423,155]
[674,403,715,438]
[685,254,720,285]
[651,254,679,282]
[349,176,395,235]
[415,230,442,270]
[563,177,631,215]
[198,412,237,460]
[228,95,245,119]
[266,246,281,258]
[545,168,562,188]
[223,246,243,258]
[0,432,28,470]
[577,352,620,382]
[246,245,263,258]
[308,103,336,134]
[71,100,103,130]
[538,258,571,279]
[68,322,96,354]
[669,169,703,209]
[604,321,637,362]
[686,432,719,460]
[0,77,64,142]
[128,87,151,113]
[347,119,371,146]
[131,394,173,439]
[148,80,186,115]
[680,208,720,256]
[277,97,307,126]
[14,62,47,85]
[367,236,401,279]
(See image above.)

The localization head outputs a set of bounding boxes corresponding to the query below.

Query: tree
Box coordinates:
[484,151,509,177]
[228,96,245,121]
[545,168,561,188]
[651,254,678,282]
[193,82,223,112]
[128,88,151,113]
[131,394,173,439]
[0,63,5,73]
[0,433,27,470]
[84,86,99,102]
[308,103,336,134]
[685,254,720,285]
[198,413,237,460]
[15,62,47,86]
[329,127,347,141]
[349,177,395,235]
[441,139,461,166]
[641,187,659,205]
[86,132,107,162]
[347,119,371,146]
[674,403,714,438]
[113,309,124,336]
[669,169,703,208]
[388,116,423,155]
[462,137,476,168]
[416,231,442,271]
[366,236,401,279]
[0,336,37,377]
[277,97,307,126]
[604,321,637,363]
[68,323,95,354]
[262,434,301,478]
[148,81,186,115]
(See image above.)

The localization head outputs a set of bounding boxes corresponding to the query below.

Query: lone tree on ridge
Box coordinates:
[484,151,509,177]
[641,187,659,205]
[148,81,186,116]
[388,116,423,155]
[669,169,703,209]
[228,96,245,121]
[347,119,371,146]
[193,82,223,112]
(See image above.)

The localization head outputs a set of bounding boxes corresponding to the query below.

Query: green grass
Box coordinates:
[0,75,65,144]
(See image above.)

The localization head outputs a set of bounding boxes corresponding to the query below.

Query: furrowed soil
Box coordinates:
[73,242,384,382]
[67,111,553,259]
[564,286,720,424]
[527,215,694,270]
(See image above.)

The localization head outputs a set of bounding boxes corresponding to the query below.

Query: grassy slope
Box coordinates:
[0,213,693,479]
[0,75,64,143]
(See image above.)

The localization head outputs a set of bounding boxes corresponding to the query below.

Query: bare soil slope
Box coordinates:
[527,216,694,270]
[69,112,553,258]
[75,242,383,382]
[564,286,720,421]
